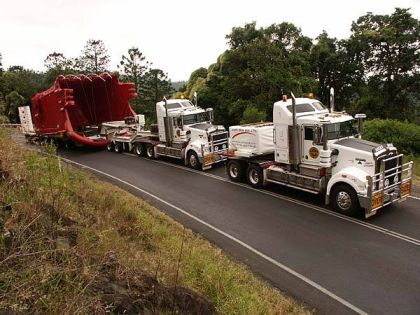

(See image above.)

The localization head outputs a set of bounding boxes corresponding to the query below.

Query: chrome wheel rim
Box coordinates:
[229,164,239,178]
[136,145,142,155]
[190,154,198,168]
[249,169,259,185]
[147,146,153,157]
[337,191,352,210]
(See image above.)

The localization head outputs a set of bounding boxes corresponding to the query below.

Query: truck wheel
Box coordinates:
[114,142,123,153]
[247,164,263,188]
[227,160,245,182]
[188,151,201,170]
[331,184,360,216]
[106,142,114,152]
[134,143,145,157]
[146,144,155,159]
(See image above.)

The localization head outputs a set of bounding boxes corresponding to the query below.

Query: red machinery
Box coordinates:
[31,73,136,147]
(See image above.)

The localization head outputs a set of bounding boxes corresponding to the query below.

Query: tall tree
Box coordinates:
[0,52,3,74]
[76,39,110,74]
[118,47,151,111]
[141,69,173,120]
[44,52,74,85]
[350,8,420,119]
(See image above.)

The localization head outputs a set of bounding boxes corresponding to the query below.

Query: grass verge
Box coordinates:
[0,128,309,314]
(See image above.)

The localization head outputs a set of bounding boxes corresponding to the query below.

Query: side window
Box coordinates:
[304,127,314,140]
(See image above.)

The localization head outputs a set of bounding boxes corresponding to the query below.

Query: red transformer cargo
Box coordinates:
[30,73,136,147]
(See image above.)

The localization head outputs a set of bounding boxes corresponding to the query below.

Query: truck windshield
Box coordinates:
[183,112,208,125]
[326,120,357,140]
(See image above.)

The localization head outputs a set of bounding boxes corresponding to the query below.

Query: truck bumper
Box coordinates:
[360,179,412,218]
[201,151,227,170]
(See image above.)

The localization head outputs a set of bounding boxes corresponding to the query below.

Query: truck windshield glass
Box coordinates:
[312,101,326,111]
[326,120,357,140]
[183,112,208,125]
[181,101,194,108]
[287,103,316,113]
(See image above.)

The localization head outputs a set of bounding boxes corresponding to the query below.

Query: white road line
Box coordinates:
[60,156,367,315]
[409,195,420,201]
[121,153,420,247]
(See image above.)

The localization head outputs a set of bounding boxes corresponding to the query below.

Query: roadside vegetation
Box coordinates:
[0,128,309,314]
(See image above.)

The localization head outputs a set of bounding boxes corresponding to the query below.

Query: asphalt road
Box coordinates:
[40,145,420,314]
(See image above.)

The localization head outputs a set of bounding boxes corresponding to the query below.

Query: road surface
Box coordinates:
[32,143,420,314]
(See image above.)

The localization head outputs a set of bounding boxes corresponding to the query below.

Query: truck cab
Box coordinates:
[227,94,413,218]
[154,98,228,170]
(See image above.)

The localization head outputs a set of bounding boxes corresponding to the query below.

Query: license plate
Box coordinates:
[371,192,384,210]
[203,154,214,165]
[401,182,411,197]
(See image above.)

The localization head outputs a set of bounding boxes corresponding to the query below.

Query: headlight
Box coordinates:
[203,146,210,153]
[214,146,219,151]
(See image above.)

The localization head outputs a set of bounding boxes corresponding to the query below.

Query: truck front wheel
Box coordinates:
[247,164,263,188]
[331,184,360,216]
[188,151,201,170]
[227,160,245,182]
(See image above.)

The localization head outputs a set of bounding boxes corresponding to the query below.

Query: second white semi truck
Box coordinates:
[103,97,228,170]
[226,91,413,217]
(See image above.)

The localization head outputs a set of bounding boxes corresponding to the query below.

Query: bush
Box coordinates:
[363,119,420,155]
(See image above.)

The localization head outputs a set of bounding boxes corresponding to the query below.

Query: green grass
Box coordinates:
[0,128,309,314]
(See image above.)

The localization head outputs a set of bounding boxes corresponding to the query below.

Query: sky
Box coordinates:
[0,0,419,81]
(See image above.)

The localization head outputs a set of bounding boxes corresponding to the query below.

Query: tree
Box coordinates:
[141,69,173,121]
[76,39,110,74]
[5,91,25,122]
[0,52,3,74]
[44,52,74,85]
[349,8,420,119]
[118,47,151,111]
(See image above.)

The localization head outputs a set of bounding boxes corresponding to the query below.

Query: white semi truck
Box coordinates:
[226,91,413,217]
[103,97,228,170]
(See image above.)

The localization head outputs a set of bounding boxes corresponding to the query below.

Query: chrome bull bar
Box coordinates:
[363,154,413,217]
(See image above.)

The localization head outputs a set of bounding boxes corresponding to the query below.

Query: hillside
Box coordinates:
[0,128,309,314]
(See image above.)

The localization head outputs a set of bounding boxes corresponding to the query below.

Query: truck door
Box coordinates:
[301,125,322,165]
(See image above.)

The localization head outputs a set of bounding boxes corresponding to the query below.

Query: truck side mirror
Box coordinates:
[355,113,366,138]
[206,108,214,122]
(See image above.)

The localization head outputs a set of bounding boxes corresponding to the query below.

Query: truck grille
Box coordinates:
[210,131,228,153]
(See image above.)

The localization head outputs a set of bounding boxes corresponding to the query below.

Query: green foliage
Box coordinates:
[5,91,25,122]
[0,115,9,124]
[43,52,75,86]
[75,39,110,74]
[363,119,420,155]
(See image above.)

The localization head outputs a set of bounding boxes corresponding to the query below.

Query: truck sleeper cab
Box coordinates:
[227,93,413,218]
[104,98,228,170]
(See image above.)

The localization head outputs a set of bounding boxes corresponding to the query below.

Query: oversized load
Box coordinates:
[229,122,274,157]
[29,73,136,147]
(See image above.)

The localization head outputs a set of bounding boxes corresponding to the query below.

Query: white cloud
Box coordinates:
[1,0,419,81]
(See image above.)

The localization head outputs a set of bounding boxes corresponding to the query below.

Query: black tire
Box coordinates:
[134,143,145,157]
[331,184,360,216]
[114,142,123,153]
[227,160,245,182]
[246,164,264,188]
[106,141,115,152]
[146,144,155,159]
[64,141,75,150]
[187,151,201,170]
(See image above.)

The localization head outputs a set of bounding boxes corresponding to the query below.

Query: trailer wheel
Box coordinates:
[134,143,145,157]
[114,142,123,153]
[246,164,263,188]
[106,142,115,152]
[227,160,245,182]
[188,151,201,170]
[146,144,155,159]
[331,184,360,216]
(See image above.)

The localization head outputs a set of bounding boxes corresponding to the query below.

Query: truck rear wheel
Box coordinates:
[246,164,263,188]
[146,144,155,159]
[114,142,123,153]
[331,184,360,216]
[227,160,245,182]
[106,142,114,152]
[188,151,201,170]
[134,143,145,157]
